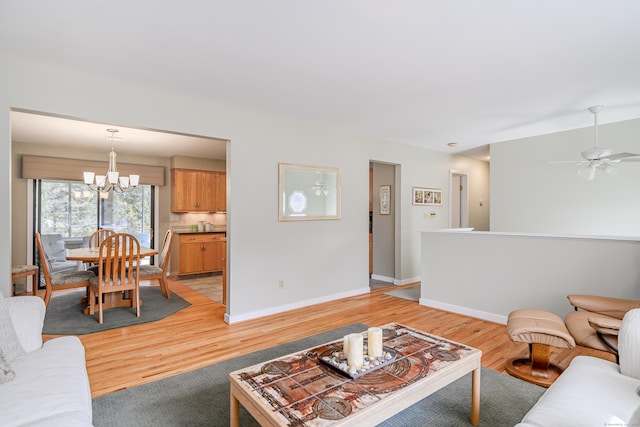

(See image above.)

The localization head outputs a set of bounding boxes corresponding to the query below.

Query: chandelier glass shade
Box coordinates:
[83,147,140,193]
[83,130,140,193]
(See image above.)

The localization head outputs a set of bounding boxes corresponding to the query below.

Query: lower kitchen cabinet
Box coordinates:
[170,233,225,277]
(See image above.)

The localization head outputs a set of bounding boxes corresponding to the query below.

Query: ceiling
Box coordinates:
[11,110,227,160]
[3,1,640,161]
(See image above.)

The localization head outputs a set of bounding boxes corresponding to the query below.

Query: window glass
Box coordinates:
[100,186,152,247]
[37,179,153,249]
[39,181,98,238]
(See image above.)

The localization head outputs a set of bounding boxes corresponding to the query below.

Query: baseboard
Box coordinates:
[371,275,420,286]
[225,287,371,324]
[394,276,420,286]
[419,297,508,325]
[371,274,394,283]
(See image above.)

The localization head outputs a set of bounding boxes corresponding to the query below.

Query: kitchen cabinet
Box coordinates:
[215,171,226,212]
[171,233,225,277]
[171,169,226,212]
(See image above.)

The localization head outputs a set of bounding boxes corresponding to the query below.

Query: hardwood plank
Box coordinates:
[43,279,615,398]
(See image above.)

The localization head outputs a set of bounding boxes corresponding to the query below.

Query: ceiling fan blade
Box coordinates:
[546,160,587,165]
[620,157,640,162]
[601,152,640,161]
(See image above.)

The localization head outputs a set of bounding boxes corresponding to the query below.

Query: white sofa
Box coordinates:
[517,308,640,427]
[0,293,93,427]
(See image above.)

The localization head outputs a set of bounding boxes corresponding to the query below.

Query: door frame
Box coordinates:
[369,161,399,284]
[449,169,469,228]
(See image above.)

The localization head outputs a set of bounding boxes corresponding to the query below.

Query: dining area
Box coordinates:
[9,141,225,331]
[30,229,173,324]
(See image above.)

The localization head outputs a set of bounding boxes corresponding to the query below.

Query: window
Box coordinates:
[35,179,154,263]
[37,180,99,238]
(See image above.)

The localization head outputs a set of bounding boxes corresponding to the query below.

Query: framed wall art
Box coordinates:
[412,187,442,206]
[278,163,341,221]
[379,185,391,215]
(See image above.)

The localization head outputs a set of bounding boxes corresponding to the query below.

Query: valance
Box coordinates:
[21,155,165,186]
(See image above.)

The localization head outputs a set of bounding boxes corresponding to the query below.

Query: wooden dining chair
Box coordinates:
[86,228,116,273]
[88,229,115,248]
[35,232,95,307]
[135,229,174,298]
[88,233,141,324]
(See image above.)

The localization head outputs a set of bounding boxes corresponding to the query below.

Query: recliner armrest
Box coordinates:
[588,316,622,336]
[567,294,640,319]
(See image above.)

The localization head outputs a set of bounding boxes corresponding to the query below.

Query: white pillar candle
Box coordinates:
[368,327,383,359]
[343,335,350,354]
[346,333,364,369]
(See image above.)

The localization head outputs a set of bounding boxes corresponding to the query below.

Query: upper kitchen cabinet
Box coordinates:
[171,168,226,212]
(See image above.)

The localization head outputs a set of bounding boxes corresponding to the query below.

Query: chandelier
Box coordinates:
[83,129,140,193]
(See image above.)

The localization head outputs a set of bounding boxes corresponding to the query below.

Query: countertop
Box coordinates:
[172,227,226,234]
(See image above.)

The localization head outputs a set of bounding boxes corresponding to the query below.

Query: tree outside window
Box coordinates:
[38,180,153,246]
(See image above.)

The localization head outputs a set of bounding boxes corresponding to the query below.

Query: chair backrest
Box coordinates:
[132,231,151,249]
[158,230,174,272]
[96,233,140,291]
[40,233,66,260]
[88,229,115,249]
[34,232,53,287]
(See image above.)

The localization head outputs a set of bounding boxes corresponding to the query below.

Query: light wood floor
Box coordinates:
[42,279,615,398]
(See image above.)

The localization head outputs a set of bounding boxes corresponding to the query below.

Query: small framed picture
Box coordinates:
[380,185,391,214]
[412,187,442,206]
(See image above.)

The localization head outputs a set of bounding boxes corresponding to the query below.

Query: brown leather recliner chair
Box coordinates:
[565,294,640,361]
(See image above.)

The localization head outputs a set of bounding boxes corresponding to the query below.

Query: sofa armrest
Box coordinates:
[8,296,45,352]
[567,294,640,319]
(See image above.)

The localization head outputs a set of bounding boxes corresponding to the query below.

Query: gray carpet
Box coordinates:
[384,284,421,301]
[92,323,544,426]
[43,287,191,335]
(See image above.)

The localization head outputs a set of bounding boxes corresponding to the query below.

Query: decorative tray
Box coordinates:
[318,345,398,379]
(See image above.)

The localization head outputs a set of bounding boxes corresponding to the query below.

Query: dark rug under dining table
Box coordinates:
[42,286,191,335]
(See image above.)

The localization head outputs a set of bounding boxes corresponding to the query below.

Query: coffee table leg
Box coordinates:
[471,367,480,425]
[230,391,239,427]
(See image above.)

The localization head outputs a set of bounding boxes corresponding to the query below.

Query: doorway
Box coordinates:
[449,170,469,228]
[369,161,397,289]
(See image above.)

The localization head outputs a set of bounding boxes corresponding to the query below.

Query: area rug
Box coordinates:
[384,284,420,301]
[43,286,191,335]
[92,323,544,426]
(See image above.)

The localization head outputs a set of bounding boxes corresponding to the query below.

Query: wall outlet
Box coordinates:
[278,280,285,289]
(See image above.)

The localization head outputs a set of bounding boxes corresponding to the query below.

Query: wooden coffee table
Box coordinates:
[229,323,481,426]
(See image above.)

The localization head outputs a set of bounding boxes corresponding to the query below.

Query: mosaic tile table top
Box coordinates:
[229,323,482,427]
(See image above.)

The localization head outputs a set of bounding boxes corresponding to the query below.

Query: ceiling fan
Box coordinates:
[549,105,639,181]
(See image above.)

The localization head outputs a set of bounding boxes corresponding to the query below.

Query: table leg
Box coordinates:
[471,366,481,425]
[230,391,239,427]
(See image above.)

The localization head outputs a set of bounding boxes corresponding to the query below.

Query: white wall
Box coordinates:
[0,55,490,320]
[417,120,640,324]
[421,231,640,323]
[491,118,640,236]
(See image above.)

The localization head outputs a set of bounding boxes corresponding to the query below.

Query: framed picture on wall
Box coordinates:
[412,187,442,206]
[380,185,391,214]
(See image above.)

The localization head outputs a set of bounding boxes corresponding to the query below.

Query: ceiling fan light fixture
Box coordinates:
[577,165,596,181]
[550,105,639,180]
[601,162,618,177]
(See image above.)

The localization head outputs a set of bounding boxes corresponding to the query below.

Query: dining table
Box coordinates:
[66,246,158,263]
[66,246,159,314]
